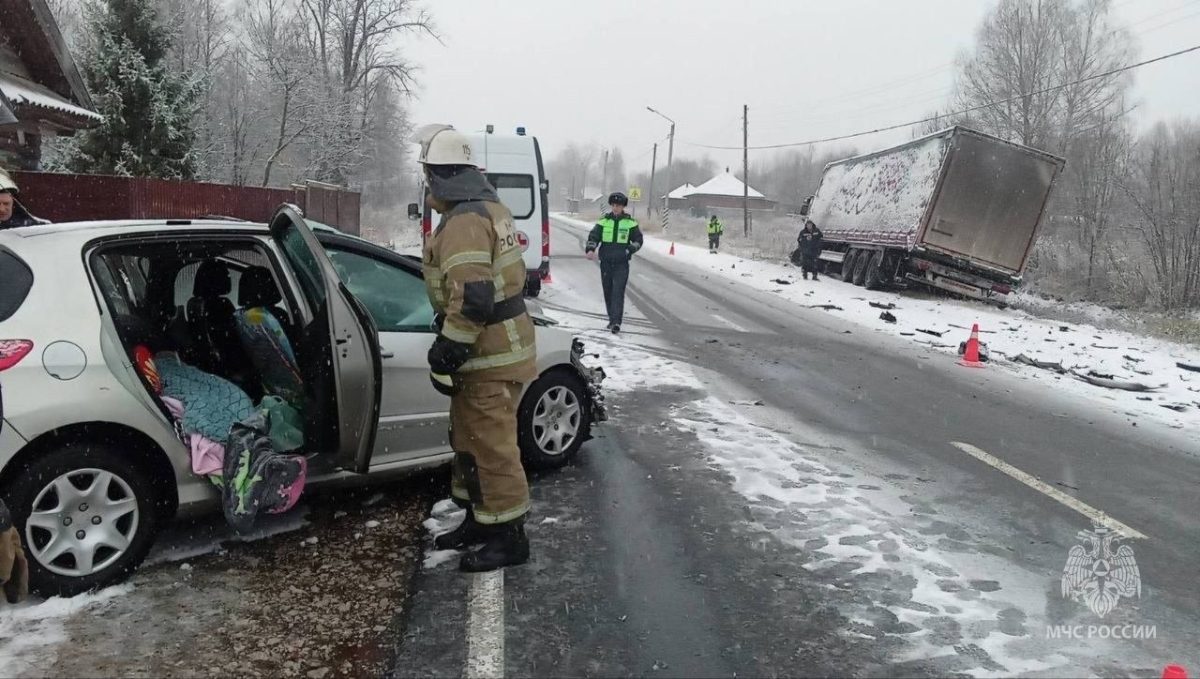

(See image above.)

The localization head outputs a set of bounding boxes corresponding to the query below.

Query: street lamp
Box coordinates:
[647,106,675,230]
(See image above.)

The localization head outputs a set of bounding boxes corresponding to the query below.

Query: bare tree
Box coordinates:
[1122,121,1200,310]
[956,0,1069,148]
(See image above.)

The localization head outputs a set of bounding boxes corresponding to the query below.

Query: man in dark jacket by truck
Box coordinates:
[797,220,823,280]
[586,192,643,334]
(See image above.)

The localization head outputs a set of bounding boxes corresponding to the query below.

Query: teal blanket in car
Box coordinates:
[156,352,256,441]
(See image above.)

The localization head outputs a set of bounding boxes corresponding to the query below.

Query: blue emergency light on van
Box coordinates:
[516,127,526,136]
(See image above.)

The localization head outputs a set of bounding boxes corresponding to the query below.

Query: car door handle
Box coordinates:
[380,351,395,359]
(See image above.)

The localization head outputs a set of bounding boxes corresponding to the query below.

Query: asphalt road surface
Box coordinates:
[391,217,1199,678]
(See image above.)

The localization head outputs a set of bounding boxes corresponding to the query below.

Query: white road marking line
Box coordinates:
[466,569,506,678]
[711,314,748,333]
[949,441,1148,540]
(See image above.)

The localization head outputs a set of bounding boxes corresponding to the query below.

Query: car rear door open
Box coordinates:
[269,204,382,473]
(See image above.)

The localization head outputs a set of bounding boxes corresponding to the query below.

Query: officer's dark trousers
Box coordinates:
[600,259,630,326]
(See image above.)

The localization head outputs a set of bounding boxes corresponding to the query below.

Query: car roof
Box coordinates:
[0,218,372,250]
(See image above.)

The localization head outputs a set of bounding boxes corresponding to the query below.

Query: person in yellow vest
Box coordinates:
[585,192,643,334]
[707,214,724,253]
[413,124,537,572]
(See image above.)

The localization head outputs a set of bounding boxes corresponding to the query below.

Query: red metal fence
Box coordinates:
[11,172,361,234]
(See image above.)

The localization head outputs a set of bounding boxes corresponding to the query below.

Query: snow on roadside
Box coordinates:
[554,214,1200,433]
[0,584,133,676]
[420,498,466,570]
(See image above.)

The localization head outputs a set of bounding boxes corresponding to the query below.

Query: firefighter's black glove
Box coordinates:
[428,335,472,396]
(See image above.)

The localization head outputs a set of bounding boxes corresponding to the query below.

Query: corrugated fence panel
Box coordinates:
[11,172,360,229]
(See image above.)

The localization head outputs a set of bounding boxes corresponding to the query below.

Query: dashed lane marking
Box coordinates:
[466,569,506,678]
[710,314,748,333]
[950,441,1148,540]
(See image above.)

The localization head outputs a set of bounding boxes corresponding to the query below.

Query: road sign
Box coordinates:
[628,187,642,201]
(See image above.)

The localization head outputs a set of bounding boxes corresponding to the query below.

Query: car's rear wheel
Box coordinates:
[518,370,590,471]
[525,277,542,298]
[5,443,161,596]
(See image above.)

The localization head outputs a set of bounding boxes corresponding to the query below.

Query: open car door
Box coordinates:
[269,204,381,473]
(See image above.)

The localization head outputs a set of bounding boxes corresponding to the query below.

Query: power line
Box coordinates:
[683,43,1200,151]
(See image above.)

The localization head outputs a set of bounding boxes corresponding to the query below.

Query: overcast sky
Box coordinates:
[405,0,1200,177]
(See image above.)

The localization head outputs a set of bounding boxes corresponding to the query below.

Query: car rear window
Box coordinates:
[487,174,535,219]
[0,248,33,322]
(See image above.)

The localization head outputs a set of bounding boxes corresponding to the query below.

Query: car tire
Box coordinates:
[4,443,161,597]
[525,277,542,298]
[518,370,590,471]
[840,250,859,283]
[852,250,872,286]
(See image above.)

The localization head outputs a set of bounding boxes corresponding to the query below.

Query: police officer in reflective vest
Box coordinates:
[414,123,537,572]
[707,214,724,253]
[585,192,643,334]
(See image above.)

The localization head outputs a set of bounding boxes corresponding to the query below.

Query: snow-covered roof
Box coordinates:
[690,172,766,199]
[666,183,696,199]
[0,71,102,123]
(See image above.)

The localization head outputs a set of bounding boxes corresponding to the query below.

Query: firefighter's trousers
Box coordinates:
[449,381,530,524]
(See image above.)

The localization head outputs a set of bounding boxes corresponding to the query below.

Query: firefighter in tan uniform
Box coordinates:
[413,124,537,572]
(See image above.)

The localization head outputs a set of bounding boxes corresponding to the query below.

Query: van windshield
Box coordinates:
[486,174,535,219]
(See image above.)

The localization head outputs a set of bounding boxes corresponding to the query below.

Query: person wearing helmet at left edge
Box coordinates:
[585,192,643,334]
[0,167,46,230]
[413,124,537,572]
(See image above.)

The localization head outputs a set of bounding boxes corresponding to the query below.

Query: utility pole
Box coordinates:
[648,142,658,216]
[743,104,750,237]
[664,121,675,230]
[647,106,676,230]
[601,148,610,194]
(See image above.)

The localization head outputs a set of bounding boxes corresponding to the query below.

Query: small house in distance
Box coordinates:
[684,170,775,212]
[0,0,101,169]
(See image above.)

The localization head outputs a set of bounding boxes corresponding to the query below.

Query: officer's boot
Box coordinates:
[459,520,530,572]
[435,511,486,550]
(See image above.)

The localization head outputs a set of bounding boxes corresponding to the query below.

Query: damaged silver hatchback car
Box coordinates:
[0,206,605,595]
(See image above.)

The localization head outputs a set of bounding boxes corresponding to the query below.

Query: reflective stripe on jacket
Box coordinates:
[423,200,537,383]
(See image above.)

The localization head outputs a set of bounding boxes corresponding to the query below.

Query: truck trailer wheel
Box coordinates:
[863,251,886,290]
[840,250,859,283]
[852,250,872,286]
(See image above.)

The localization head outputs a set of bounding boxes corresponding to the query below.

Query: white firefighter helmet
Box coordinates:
[411,123,478,167]
[0,166,17,193]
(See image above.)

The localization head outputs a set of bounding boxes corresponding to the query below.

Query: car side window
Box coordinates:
[280,225,327,314]
[324,246,435,333]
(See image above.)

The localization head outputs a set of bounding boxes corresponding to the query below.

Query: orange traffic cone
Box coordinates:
[669,242,676,256]
[1162,665,1188,679]
[958,323,984,368]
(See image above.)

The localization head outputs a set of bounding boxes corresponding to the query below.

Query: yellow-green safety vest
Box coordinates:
[598,216,637,244]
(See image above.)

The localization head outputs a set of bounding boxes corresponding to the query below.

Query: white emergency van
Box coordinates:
[410,127,551,297]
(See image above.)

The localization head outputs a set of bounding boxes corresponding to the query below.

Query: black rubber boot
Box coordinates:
[459,521,530,572]
[611,324,620,334]
[435,512,485,550]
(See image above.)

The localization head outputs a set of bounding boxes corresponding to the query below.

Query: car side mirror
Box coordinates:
[407,203,420,221]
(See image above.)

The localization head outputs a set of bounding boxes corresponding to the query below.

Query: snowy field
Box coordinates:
[556,214,1200,435]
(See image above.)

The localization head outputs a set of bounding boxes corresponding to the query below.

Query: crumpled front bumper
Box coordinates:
[571,338,608,431]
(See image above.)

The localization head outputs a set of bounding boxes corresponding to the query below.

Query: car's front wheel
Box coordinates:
[5,443,161,596]
[518,370,590,471]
